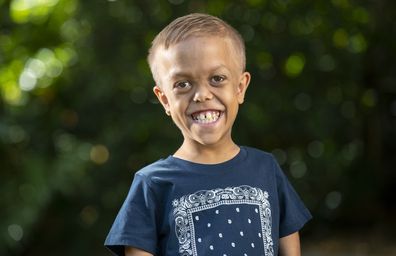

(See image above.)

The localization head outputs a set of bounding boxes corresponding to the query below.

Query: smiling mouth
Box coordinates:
[191,110,221,124]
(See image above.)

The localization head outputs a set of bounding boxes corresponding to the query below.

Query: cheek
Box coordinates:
[169,96,186,112]
[223,84,241,101]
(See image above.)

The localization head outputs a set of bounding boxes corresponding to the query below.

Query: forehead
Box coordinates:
[154,36,241,79]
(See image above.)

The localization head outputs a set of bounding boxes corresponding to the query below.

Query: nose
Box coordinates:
[193,83,213,102]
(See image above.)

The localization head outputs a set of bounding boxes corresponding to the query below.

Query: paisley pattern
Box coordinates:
[172,185,273,256]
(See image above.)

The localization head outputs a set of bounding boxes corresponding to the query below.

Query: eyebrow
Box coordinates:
[168,65,230,80]
[169,71,191,80]
[211,64,229,72]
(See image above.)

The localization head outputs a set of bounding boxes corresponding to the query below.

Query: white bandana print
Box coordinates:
[172,185,273,256]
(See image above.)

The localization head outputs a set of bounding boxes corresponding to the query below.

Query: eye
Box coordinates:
[174,81,192,90]
[211,75,226,85]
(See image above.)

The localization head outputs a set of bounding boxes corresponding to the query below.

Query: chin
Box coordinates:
[194,136,225,147]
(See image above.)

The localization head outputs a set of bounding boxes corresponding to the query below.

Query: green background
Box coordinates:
[1,0,395,255]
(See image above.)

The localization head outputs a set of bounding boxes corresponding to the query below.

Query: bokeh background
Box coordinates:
[1,0,395,255]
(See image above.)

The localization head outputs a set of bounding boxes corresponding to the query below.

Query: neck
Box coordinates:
[174,140,240,164]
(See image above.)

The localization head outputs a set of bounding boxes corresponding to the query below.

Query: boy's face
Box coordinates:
[153,36,250,149]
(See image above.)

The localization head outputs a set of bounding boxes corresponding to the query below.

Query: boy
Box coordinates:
[105,13,311,256]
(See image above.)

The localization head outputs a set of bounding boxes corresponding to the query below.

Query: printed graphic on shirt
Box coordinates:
[172,185,273,256]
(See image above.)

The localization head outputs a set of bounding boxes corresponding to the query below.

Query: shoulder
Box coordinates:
[133,156,182,184]
[241,146,282,178]
[135,157,172,176]
[242,146,277,164]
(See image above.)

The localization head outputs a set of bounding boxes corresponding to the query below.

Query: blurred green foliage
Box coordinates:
[1,0,395,255]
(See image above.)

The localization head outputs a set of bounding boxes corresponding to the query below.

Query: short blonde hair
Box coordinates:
[147,13,246,84]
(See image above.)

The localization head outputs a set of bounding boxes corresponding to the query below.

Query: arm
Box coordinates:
[279,231,301,256]
[125,246,154,256]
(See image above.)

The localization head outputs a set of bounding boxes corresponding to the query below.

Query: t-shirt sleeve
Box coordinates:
[272,157,312,237]
[104,173,157,256]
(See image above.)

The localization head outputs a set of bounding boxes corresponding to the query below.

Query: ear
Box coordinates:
[153,85,171,115]
[237,71,251,104]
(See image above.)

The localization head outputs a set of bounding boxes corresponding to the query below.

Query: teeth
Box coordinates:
[192,111,220,124]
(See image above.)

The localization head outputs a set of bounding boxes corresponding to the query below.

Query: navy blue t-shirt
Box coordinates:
[105,146,312,256]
